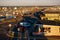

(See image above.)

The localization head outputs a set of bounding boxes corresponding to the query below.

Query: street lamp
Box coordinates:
[14,7,17,10]
[8,24,12,28]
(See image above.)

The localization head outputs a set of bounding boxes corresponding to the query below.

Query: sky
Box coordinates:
[0,0,60,6]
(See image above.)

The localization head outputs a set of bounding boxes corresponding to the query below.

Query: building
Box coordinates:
[0,6,60,21]
[37,24,60,36]
[41,12,60,20]
[41,7,60,21]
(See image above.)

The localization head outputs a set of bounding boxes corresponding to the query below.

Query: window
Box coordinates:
[41,27,51,33]
[59,28,60,33]
[43,18,48,20]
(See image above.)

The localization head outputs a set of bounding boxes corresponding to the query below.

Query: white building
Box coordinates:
[41,7,60,20]
[38,24,60,36]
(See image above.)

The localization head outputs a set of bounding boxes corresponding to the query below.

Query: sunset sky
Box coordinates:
[0,0,60,6]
